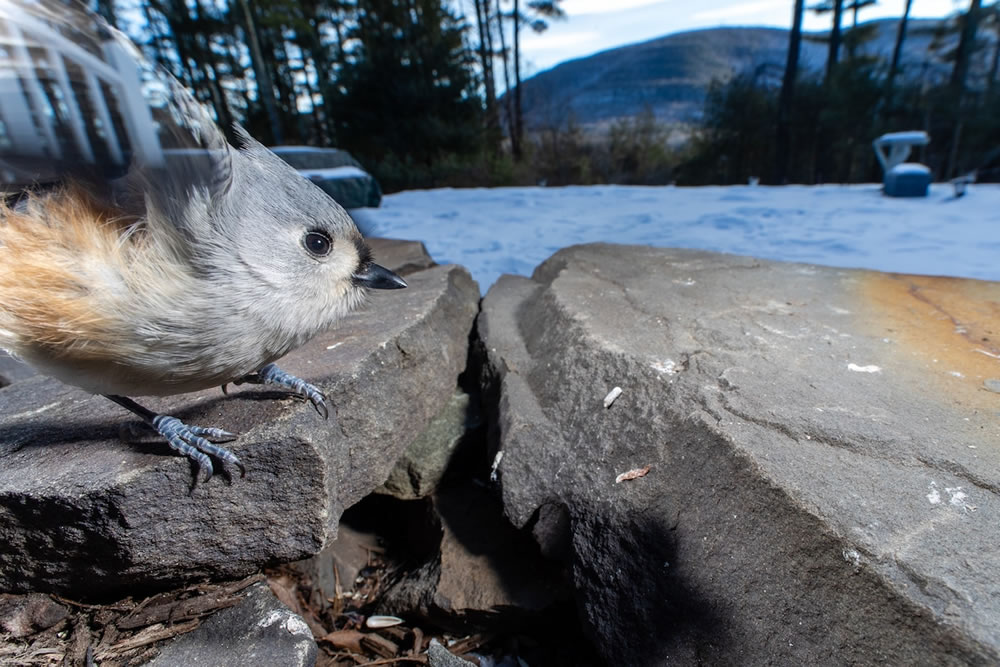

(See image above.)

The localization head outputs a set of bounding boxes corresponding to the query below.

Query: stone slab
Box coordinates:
[367,238,437,278]
[478,243,1000,665]
[378,390,476,500]
[0,351,35,387]
[0,246,479,598]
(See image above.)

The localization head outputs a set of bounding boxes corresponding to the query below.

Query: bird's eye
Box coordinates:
[303,230,332,257]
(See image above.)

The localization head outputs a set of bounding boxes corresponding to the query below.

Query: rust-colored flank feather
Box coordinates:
[0,184,141,365]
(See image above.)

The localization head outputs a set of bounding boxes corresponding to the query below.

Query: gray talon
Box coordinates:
[310,393,330,420]
[152,415,245,483]
[105,394,243,486]
[240,363,329,419]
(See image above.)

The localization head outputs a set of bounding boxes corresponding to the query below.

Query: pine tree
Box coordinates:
[332,0,485,177]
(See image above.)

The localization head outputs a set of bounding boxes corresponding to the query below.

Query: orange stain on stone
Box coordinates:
[856,272,1000,412]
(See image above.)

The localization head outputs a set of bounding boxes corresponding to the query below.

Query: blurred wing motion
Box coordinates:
[0,0,232,217]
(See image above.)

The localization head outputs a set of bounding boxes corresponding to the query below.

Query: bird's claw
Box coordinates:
[243,363,330,420]
[151,414,245,490]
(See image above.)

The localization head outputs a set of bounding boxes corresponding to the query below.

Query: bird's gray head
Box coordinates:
[183,129,407,343]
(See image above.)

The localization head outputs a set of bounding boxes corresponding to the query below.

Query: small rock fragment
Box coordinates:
[984,379,1000,394]
[427,639,477,667]
[0,594,69,638]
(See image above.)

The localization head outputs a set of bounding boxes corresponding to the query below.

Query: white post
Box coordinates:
[46,46,96,163]
[3,21,61,159]
[102,39,163,168]
[0,73,43,156]
[84,70,124,166]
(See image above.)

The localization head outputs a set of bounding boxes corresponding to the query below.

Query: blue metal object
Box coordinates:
[884,163,931,198]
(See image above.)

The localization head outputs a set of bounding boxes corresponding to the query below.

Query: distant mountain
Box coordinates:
[516,18,973,131]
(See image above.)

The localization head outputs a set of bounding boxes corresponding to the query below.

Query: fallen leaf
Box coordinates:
[615,466,651,483]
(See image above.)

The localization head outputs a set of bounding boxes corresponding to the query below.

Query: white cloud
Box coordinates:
[692,0,790,22]
[521,0,968,73]
[561,0,664,15]
[520,30,602,51]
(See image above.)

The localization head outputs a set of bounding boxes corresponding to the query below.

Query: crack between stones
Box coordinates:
[914,455,1000,497]
[695,392,973,622]
[714,392,867,455]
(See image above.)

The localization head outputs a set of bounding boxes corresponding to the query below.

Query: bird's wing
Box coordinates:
[0,0,233,228]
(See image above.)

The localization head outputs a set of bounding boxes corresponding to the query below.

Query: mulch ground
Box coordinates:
[1,548,598,666]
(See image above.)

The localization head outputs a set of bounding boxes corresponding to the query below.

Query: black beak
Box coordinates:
[353,263,408,290]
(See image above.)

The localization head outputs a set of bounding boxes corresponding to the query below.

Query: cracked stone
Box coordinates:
[478,243,1000,665]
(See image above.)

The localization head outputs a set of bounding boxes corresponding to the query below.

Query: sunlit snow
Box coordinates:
[355,183,1000,294]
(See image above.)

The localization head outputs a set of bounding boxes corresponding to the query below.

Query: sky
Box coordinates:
[518,0,969,75]
[355,183,1000,294]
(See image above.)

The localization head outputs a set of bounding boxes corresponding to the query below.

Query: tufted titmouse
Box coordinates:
[0,0,406,486]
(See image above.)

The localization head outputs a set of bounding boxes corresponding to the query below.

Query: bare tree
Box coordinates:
[238,0,283,143]
[988,4,1000,92]
[510,0,564,160]
[885,0,913,103]
[494,0,515,146]
[950,0,985,95]
[471,0,500,141]
[811,0,845,81]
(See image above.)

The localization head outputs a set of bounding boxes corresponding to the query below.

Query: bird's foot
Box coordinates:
[235,363,329,419]
[105,394,242,491]
[151,415,243,488]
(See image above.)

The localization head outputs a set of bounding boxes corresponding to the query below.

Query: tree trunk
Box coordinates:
[266,31,300,140]
[950,0,984,95]
[238,0,283,144]
[989,11,1000,93]
[825,0,844,81]
[495,0,514,145]
[512,0,522,160]
[473,0,500,142]
[774,0,804,184]
[886,0,913,100]
[300,1,335,143]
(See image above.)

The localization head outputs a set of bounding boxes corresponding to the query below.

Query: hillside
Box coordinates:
[516,18,962,131]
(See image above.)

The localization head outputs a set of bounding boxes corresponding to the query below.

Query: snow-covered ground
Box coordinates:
[354,184,1000,294]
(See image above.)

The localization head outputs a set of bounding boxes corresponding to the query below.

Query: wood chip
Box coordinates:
[615,465,651,483]
[410,627,424,655]
[95,620,200,659]
[116,594,242,631]
[377,625,409,642]
[64,616,91,667]
[360,633,399,659]
[117,575,260,630]
[445,633,492,656]
[319,628,365,653]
